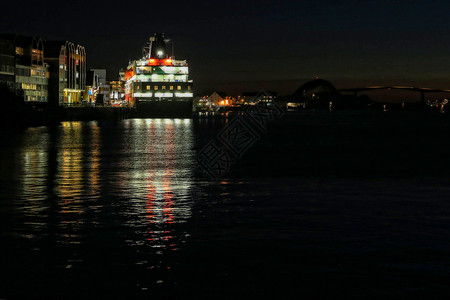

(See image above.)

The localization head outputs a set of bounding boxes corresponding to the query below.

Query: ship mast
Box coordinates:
[142,37,154,59]
[148,36,155,58]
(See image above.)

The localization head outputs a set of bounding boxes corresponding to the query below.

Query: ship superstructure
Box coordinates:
[124,33,193,117]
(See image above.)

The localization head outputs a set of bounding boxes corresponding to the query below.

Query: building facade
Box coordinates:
[0,35,49,102]
[90,69,109,104]
[0,38,15,91]
[84,70,99,104]
[108,80,125,102]
[45,41,86,107]
[14,36,49,102]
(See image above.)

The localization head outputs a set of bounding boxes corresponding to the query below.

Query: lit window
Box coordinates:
[170,86,174,90]
[162,86,166,90]
[154,86,158,90]
[188,86,191,90]
[147,85,151,90]
[136,85,140,90]
[177,86,181,90]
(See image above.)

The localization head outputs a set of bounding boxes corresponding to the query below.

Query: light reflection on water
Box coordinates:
[118,119,195,253]
[2,119,196,269]
[3,111,450,298]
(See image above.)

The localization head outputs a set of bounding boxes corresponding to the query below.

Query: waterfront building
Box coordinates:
[98,84,110,105]
[90,68,106,85]
[90,69,109,104]
[241,92,258,105]
[241,90,277,105]
[14,36,48,102]
[194,95,210,111]
[112,69,127,102]
[221,96,237,106]
[45,41,86,107]
[258,91,277,105]
[0,38,15,91]
[195,92,238,111]
[108,80,125,102]
[207,91,228,107]
[124,33,193,116]
[85,70,99,103]
[0,34,49,102]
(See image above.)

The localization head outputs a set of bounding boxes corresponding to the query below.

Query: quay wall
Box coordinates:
[62,107,135,121]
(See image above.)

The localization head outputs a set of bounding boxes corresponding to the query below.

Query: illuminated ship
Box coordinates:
[124,33,193,117]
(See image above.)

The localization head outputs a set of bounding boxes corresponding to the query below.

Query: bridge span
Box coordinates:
[339,86,450,103]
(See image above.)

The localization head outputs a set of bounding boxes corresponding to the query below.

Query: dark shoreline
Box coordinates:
[2,102,445,129]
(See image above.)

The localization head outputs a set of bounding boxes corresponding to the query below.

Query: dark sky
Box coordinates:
[2,0,450,98]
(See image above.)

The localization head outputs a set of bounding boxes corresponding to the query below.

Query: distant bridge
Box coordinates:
[339,86,450,103]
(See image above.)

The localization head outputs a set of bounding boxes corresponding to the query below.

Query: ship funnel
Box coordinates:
[150,33,167,59]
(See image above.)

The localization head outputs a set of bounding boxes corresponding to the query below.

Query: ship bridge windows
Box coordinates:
[160,66,188,75]
[134,75,188,83]
[137,66,153,74]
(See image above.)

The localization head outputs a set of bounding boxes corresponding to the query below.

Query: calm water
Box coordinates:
[1,113,450,298]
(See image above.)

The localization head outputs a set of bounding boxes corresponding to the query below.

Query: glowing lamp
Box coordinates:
[161,58,173,66]
[148,59,159,66]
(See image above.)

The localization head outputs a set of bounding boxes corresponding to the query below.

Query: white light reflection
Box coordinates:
[120,118,195,254]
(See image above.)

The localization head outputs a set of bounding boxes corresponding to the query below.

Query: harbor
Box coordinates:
[3,1,450,297]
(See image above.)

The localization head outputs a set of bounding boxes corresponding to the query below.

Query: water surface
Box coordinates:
[1,113,450,298]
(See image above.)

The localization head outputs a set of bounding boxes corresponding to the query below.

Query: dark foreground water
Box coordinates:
[1,112,450,299]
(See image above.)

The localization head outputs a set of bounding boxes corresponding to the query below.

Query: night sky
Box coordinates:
[2,0,450,98]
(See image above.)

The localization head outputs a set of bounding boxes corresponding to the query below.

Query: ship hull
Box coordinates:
[135,100,193,118]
